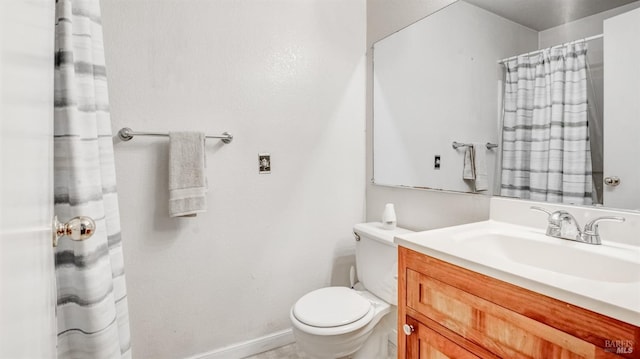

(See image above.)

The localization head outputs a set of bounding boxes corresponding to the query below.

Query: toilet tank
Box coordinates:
[353,222,413,306]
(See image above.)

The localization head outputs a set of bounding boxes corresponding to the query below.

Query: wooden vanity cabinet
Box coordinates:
[398,247,640,359]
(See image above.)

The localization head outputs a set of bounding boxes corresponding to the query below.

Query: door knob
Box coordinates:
[604,176,621,187]
[403,324,414,335]
[52,216,96,247]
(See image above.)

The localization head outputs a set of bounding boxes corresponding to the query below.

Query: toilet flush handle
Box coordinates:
[402,324,414,336]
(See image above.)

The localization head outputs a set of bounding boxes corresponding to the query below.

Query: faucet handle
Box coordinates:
[530,206,561,237]
[583,216,625,234]
[530,206,572,226]
[530,206,552,216]
[579,216,625,245]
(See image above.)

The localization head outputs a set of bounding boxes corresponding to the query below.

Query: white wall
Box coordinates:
[100,1,366,358]
[0,1,56,357]
[373,1,537,193]
[366,0,492,230]
[538,1,640,47]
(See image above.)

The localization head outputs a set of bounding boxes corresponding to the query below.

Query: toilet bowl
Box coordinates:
[290,223,413,359]
[290,287,390,358]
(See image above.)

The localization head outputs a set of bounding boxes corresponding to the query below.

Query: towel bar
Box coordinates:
[117,127,233,144]
[452,141,498,150]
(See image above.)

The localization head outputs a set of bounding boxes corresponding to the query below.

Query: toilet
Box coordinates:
[290,222,413,358]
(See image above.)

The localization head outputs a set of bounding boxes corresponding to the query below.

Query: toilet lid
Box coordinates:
[293,287,371,328]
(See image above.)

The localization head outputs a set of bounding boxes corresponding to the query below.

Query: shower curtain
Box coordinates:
[54,0,131,358]
[500,42,593,205]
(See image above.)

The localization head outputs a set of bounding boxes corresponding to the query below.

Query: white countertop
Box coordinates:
[394,219,640,326]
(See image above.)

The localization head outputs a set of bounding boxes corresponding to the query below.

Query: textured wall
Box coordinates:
[0,2,56,358]
[100,0,366,357]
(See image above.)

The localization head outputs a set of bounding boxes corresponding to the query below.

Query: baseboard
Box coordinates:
[185,328,295,359]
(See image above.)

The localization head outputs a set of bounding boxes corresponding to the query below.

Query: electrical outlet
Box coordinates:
[434,155,441,169]
[259,153,271,174]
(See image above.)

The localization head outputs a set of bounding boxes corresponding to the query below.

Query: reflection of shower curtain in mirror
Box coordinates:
[500,43,593,205]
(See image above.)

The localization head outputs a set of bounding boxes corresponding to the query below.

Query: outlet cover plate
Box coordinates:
[259,153,271,174]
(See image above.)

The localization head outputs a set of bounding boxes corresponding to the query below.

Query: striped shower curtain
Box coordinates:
[54,0,131,358]
[500,42,593,205]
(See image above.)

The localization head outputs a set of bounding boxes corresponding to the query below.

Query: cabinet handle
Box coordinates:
[402,324,414,335]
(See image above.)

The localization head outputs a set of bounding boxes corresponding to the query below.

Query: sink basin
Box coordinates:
[452,230,640,283]
[394,220,640,326]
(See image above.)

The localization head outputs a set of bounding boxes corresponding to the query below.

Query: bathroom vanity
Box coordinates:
[395,199,640,359]
[397,247,638,358]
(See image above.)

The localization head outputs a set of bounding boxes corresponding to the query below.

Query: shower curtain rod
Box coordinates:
[497,33,603,65]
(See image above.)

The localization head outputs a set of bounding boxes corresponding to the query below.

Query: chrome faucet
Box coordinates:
[530,206,625,245]
[530,206,581,240]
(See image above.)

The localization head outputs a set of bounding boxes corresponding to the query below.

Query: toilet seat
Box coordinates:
[293,287,371,328]
[291,287,380,336]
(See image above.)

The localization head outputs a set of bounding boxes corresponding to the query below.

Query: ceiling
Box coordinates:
[465,0,639,31]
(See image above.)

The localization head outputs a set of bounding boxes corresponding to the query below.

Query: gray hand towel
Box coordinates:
[463,145,476,180]
[472,142,488,191]
[169,132,207,217]
[462,144,488,192]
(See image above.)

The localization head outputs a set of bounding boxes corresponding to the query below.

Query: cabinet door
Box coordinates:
[405,317,481,359]
[406,269,598,358]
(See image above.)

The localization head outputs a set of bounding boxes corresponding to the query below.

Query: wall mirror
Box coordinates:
[373,0,640,211]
